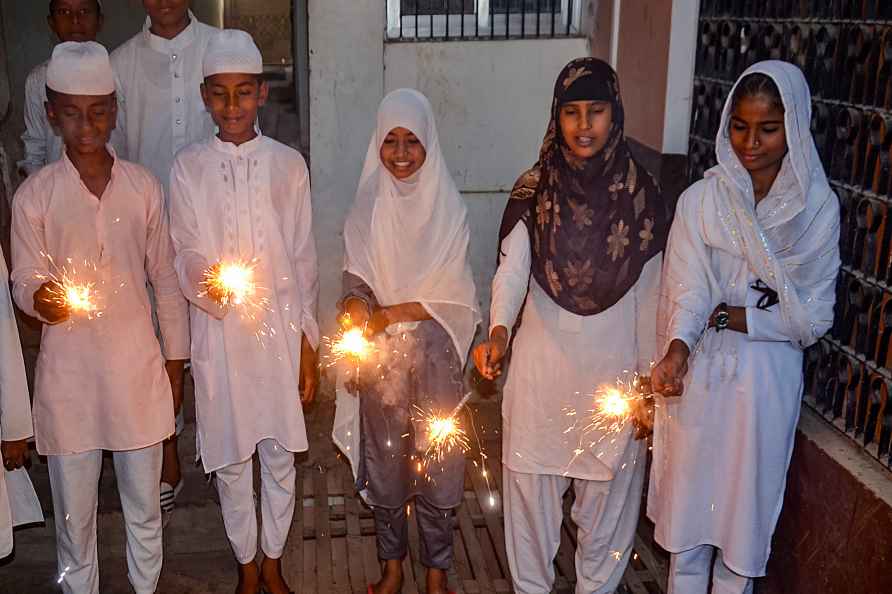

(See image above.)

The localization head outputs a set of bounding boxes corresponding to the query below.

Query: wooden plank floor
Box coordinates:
[290,407,667,594]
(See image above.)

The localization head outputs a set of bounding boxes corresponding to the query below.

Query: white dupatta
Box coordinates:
[660,61,840,356]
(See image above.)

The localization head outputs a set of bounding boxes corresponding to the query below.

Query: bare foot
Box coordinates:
[371,559,403,594]
[260,556,292,594]
[426,567,450,594]
[236,561,261,594]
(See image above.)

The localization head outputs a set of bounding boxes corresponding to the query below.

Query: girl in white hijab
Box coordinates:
[649,61,841,594]
[334,88,479,594]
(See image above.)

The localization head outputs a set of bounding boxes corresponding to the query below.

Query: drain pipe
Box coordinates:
[609,0,621,69]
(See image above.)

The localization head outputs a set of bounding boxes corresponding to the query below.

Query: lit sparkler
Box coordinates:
[415,392,473,463]
[564,373,656,470]
[202,259,258,307]
[37,256,105,320]
[330,327,374,363]
[592,386,635,434]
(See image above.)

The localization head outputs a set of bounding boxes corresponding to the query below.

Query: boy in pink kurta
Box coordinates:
[10,42,189,594]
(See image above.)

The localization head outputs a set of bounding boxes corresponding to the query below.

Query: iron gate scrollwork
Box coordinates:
[689,0,892,468]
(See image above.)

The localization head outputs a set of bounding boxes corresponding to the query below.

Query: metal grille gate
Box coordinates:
[688,0,892,469]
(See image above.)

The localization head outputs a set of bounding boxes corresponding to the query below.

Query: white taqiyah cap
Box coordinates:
[46,41,115,95]
[203,29,263,78]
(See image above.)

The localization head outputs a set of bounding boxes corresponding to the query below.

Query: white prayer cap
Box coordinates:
[203,29,263,78]
[46,41,115,95]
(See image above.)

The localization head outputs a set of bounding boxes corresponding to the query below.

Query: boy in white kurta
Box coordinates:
[111,0,217,197]
[18,0,104,177]
[10,42,189,594]
[111,0,218,512]
[168,30,319,594]
[0,244,43,559]
[649,62,841,594]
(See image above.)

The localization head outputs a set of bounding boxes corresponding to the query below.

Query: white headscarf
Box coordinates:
[344,88,480,362]
[708,60,840,349]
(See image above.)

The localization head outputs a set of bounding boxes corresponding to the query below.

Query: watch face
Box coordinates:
[716,311,730,328]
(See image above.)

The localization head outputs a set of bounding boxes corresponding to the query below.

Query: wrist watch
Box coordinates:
[714,302,730,331]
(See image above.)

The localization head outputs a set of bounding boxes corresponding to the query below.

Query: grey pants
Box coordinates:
[357,321,465,570]
[373,497,455,569]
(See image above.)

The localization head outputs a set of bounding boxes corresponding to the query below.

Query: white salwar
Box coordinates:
[647,61,841,588]
[111,12,217,199]
[333,89,480,473]
[0,245,42,560]
[169,134,319,474]
[18,61,64,176]
[493,221,661,594]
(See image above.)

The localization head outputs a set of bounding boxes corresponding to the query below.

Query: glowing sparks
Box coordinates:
[563,372,656,470]
[202,259,258,307]
[417,407,471,463]
[55,279,99,315]
[36,256,107,320]
[331,327,373,362]
[592,387,634,434]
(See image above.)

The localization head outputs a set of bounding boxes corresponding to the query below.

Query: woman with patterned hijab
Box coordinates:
[473,58,669,594]
[649,61,840,594]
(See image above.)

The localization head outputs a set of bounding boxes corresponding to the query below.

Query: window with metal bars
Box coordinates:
[387,0,584,41]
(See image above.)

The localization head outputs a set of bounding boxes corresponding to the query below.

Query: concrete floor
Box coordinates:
[0,370,345,594]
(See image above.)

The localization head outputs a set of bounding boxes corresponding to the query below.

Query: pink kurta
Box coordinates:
[10,149,190,455]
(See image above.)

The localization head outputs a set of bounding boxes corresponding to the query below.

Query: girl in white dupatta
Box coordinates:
[333,88,479,594]
[649,61,841,593]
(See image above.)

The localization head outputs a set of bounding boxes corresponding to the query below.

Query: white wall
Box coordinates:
[308,0,384,329]
[384,38,590,192]
[309,1,589,333]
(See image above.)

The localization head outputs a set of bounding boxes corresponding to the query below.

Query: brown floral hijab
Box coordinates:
[499,57,668,315]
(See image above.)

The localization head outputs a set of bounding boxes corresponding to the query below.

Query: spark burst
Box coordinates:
[37,256,105,319]
[202,259,259,307]
[329,327,374,365]
[563,373,655,471]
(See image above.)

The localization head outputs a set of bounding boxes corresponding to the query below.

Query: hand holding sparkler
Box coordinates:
[34,281,71,324]
[472,325,509,380]
[340,297,372,330]
[630,375,655,440]
[652,339,690,397]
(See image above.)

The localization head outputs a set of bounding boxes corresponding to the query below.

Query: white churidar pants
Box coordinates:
[503,449,644,594]
[667,545,754,594]
[214,438,296,564]
[48,443,163,594]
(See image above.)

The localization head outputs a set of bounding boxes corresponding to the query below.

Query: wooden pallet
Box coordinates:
[282,447,667,594]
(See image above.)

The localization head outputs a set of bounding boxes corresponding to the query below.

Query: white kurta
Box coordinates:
[10,149,190,455]
[111,13,217,198]
[0,246,42,558]
[647,182,832,577]
[492,222,661,481]
[17,61,64,177]
[168,134,319,473]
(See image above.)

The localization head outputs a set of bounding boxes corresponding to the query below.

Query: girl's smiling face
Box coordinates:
[380,127,427,179]
[559,100,613,159]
